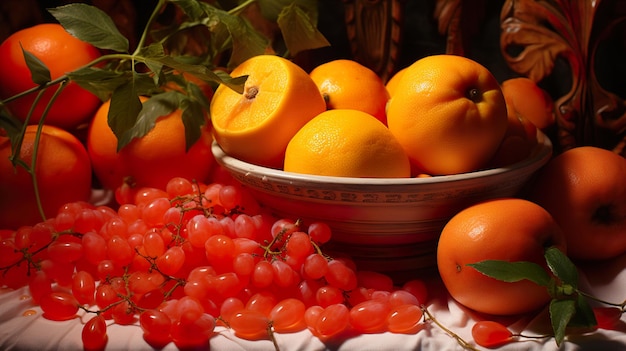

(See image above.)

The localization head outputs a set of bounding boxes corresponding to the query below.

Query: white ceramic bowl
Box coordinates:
[212,132,553,280]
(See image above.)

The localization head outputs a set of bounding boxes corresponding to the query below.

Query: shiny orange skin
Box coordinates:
[0,23,102,130]
[528,146,626,260]
[283,109,411,178]
[488,104,538,167]
[501,77,555,130]
[210,55,326,169]
[386,55,508,176]
[385,67,407,97]
[0,125,92,229]
[310,59,390,124]
[87,96,215,192]
[437,198,566,316]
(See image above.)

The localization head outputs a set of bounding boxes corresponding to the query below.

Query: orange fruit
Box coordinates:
[0,23,102,130]
[0,125,92,229]
[386,54,508,176]
[283,109,410,178]
[501,77,555,130]
[528,146,626,260]
[87,96,215,192]
[210,54,325,169]
[310,59,390,124]
[488,105,538,167]
[437,198,566,316]
[385,67,407,97]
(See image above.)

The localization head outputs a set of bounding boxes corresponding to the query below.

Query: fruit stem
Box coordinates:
[244,86,259,100]
[133,0,166,56]
[227,0,256,16]
[420,305,479,351]
[467,88,481,102]
[578,289,626,310]
[267,323,281,351]
[515,333,552,340]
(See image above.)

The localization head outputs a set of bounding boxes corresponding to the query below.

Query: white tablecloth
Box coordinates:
[1,252,625,351]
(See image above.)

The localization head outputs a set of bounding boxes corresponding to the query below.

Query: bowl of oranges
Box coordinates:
[210,54,554,279]
[212,132,552,279]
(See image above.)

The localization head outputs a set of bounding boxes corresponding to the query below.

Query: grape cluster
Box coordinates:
[0,174,429,350]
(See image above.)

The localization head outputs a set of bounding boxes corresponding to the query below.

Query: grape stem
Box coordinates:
[267,322,281,351]
[261,219,302,258]
[420,305,479,351]
[578,290,626,311]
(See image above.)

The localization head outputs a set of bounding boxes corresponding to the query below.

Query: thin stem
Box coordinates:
[267,323,280,351]
[227,0,256,16]
[515,333,552,340]
[8,89,45,166]
[28,81,67,222]
[133,0,167,55]
[421,306,479,351]
[578,289,626,310]
[0,53,129,106]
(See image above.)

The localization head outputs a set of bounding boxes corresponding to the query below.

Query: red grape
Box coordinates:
[0,174,445,350]
[313,303,350,339]
[40,292,79,321]
[307,221,332,244]
[471,320,515,348]
[28,270,53,304]
[593,307,624,330]
[82,315,108,351]
[270,298,306,332]
[140,309,172,348]
[72,270,96,305]
[229,309,270,340]
[387,304,423,334]
[349,299,391,333]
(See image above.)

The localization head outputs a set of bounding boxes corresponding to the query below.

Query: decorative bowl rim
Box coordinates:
[211,131,553,188]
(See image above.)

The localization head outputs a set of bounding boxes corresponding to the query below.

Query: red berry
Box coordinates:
[471,320,514,348]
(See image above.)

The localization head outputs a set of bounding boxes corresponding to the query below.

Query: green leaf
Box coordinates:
[139,43,167,60]
[117,91,181,150]
[169,0,206,21]
[186,79,212,110]
[48,3,129,52]
[0,109,24,153]
[568,293,598,328]
[258,0,318,22]
[467,260,552,287]
[150,55,247,93]
[21,46,51,85]
[550,299,576,346]
[545,246,579,287]
[108,83,142,151]
[277,3,330,56]
[132,73,163,97]
[180,99,206,150]
[67,67,128,101]
[211,9,269,68]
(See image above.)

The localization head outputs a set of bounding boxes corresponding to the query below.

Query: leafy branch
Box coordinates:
[0,0,329,223]
[1,0,329,152]
[468,246,625,346]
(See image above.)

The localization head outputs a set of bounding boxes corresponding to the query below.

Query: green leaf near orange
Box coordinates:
[21,46,51,86]
[48,3,129,53]
[4,0,329,153]
[469,246,598,346]
[277,3,331,57]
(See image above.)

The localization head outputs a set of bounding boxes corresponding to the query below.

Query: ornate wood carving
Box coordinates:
[342,0,405,82]
[500,0,626,156]
[344,0,626,156]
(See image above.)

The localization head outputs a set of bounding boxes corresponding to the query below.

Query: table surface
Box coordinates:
[1,251,625,351]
